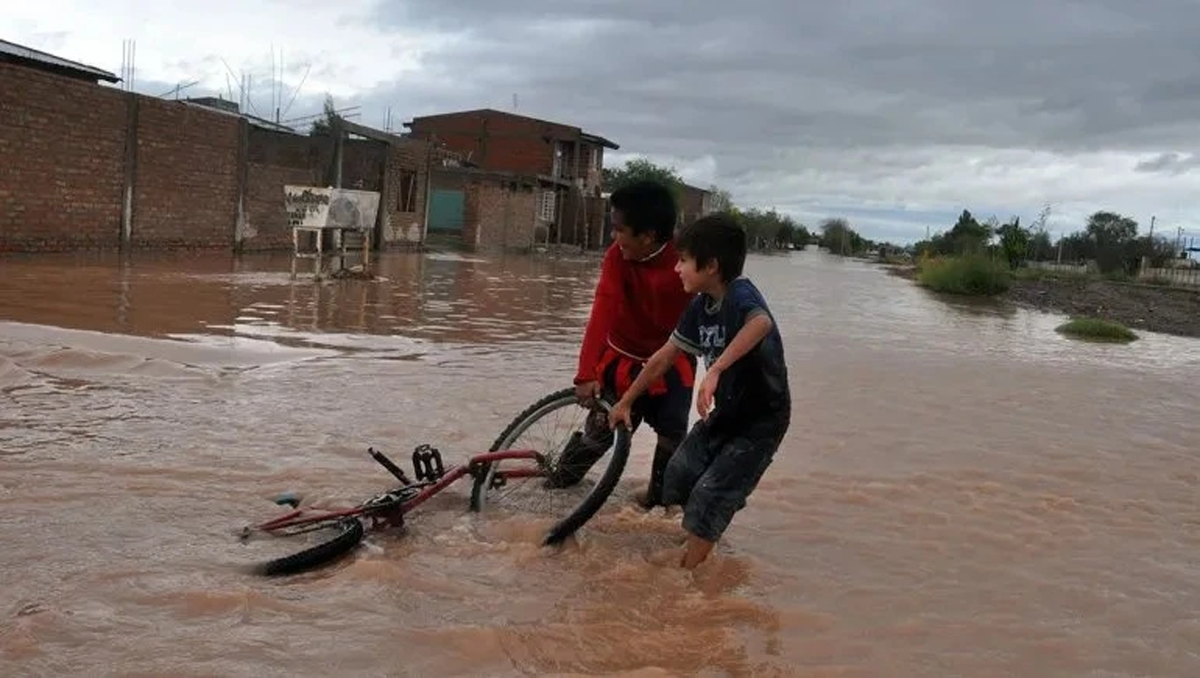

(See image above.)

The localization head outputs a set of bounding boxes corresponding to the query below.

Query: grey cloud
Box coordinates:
[167,0,1200,239]
[1134,152,1200,175]
[349,0,1200,154]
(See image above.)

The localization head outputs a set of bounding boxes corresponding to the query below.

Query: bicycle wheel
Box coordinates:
[244,517,365,577]
[470,387,632,546]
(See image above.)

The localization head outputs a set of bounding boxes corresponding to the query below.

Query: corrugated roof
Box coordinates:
[0,38,120,83]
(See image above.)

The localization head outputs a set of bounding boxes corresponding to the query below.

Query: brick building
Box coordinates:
[0,42,591,255]
[679,183,714,227]
[404,108,619,250]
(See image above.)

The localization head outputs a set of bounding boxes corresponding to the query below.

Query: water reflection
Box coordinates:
[1,250,599,350]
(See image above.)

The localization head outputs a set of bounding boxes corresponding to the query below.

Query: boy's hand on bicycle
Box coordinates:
[697,367,721,420]
[608,399,633,430]
[575,380,600,405]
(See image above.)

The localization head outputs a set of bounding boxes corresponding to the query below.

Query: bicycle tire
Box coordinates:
[470,387,632,547]
[252,517,365,577]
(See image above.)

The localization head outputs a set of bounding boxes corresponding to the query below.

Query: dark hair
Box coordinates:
[675,212,746,282]
[608,180,677,243]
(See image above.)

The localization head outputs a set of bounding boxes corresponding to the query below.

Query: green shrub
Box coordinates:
[916,254,1012,296]
[1055,317,1138,342]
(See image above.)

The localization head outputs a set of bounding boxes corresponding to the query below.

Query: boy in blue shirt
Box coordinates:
[608,212,791,568]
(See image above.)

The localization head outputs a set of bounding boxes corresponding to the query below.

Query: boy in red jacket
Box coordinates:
[549,180,696,508]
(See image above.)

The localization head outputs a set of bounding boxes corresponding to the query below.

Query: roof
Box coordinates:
[580,131,620,151]
[179,99,300,134]
[405,107,620,150]
[0,39,119,84]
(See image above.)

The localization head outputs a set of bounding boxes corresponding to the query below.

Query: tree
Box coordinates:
[946,209,993,254]
[1085,210,1138,273]
[996,217,1029,269]
[1026,203,1054,262]
[601,158,685,200]
[733,207,805,250]
[309,94,339,136]
[818,218,864,255]
[708,185,733,213]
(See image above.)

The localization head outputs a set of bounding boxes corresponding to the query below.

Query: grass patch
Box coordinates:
[916,254,1011,296]
[1055,317,1138,343]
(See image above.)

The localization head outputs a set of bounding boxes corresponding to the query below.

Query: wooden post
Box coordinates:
[375,141,389,251]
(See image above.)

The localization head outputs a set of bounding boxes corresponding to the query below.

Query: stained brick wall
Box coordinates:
[1,62,242,251]
[242,127,319,251]
[407,110,573,177]
[1,61,421,253]
[383,139,429,245]
[463,180,538,251]
[131,97,240,248]
[0,62,129,251]
[243,162,315,250]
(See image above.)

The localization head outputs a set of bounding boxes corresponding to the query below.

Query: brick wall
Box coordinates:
[463,180,538,251]
[383,139,429,246]
[131,97,240,248]
[241,127,319,251]
[1,61,407,253]
[407,110,572,176]
[0,62,129,251]
[679,185,712,227]
[242,162,314,250]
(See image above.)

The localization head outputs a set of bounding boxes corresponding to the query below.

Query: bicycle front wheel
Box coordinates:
[243,517,365,577]
[470,387,632,546]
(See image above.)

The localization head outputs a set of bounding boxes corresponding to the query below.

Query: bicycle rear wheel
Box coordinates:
[244,517,365,577]
[470,387,632,546]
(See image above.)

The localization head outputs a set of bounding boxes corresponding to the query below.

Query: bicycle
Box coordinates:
[236,387,632,576]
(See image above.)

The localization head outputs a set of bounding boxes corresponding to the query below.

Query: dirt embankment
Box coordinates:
[1005,278,1200,339]
[884,265,1200,339]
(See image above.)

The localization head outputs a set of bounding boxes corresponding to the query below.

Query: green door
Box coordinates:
[427,189,465,233]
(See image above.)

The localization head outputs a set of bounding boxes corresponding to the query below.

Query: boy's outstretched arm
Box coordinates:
[607,341,681,429]
[697,313,773,418]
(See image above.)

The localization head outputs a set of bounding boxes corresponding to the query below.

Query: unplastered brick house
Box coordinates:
[679,183,715,228]
[404,108,619,250]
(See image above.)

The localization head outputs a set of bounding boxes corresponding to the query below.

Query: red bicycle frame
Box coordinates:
[252,448,543,534]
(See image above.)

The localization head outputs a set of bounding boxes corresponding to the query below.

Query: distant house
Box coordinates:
[679,183,714,227]
[404,108,619,249]
[0,38,119,84]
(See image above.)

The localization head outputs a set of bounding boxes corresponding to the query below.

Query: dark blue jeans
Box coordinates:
[662,420,786,542]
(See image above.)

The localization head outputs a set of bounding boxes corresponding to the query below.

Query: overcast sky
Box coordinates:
[6,0,1200,244]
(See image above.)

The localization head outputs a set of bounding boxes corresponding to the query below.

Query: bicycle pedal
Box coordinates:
[412,443,445,482]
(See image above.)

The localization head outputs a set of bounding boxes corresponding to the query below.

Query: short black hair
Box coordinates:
[608,180,677,243]
[675,212,747,282]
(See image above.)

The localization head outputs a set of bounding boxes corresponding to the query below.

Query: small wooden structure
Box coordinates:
[285,185,380,280]
[291,224,373,280]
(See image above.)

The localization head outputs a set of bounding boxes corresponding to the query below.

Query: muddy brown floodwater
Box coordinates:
[2,248,1199,677]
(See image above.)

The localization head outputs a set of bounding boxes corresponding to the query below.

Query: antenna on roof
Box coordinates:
[120,38,136,91]
[512,93,518,110]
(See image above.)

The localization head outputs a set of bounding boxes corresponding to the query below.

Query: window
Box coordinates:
[396,170,417,212]
[539,190,556,221]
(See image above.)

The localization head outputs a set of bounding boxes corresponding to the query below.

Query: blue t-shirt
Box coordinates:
[670,277,790,437]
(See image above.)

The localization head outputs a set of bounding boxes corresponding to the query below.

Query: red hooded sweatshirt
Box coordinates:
[574,241,695,390]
